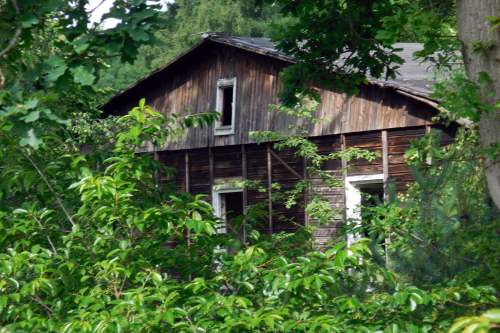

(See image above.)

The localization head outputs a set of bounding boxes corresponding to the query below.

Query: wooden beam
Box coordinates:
[184,151,190,193]
[341,134,347,223]
[267,145,273,234]
[153,150,160,189]
[425,125,432,165]
[382,130,389,201]
[341,134,347,171]
[241,145,248,243]
[209,147,214,202]
[381,130,391,268]
[303,156,309,227]
[184,150,191,280]
[269,148,302,179]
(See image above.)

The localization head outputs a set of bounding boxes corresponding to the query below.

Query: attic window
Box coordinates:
[215,78,236,136]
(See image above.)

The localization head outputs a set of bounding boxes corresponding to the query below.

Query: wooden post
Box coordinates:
[303,156,309,227]
[381,130,391,267]
[184,151,192,280]
[382,130,389,201]
[341,134,347,223]
[267,144,273,234]
[425,125,432,165]
[153,150,160,189]
[184,151,190,193]
[241,145,248,243]
[209,147,214,202]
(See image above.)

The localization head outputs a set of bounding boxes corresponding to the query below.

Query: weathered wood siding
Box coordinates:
[105,41,434,150]
[156,124,456,247]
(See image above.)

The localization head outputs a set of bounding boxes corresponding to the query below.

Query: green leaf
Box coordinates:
[24,98,39,110]
[45,56,68,82]
[21,14,39,28]
[42,109,70,126]
[71,66,95,86]
[486,16,500,31]
[192,211,202,221]
[21,111,40,123]
[165,311,174,325]
[483,309,500,323]
[128,29,149,42]
[151,271,163,283]
[72,36,91,54]
[20,128,42,149]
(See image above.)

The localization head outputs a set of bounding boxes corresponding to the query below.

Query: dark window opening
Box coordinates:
[360,183,384,209]
[221,86,233,126]
[221,192,243,240]
[359,183,386,260]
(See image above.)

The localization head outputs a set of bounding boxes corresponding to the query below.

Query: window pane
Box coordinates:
[221,86,233,126]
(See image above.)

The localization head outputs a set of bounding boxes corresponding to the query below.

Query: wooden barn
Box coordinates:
[102,34,455,247]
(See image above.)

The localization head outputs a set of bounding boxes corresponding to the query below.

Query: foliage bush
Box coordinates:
[1,101,498,332]
[1,1,498,332]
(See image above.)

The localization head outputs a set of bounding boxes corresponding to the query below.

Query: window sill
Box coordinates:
[214,126,235,136]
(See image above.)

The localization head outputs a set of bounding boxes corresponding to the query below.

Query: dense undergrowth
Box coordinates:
[0,100,499,332]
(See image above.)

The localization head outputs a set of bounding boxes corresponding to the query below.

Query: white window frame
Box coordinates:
[214,77,237,136]
[212,179,244,234]
[345,174,384,247]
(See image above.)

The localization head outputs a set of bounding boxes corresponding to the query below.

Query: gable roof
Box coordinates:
[103,34,439,112]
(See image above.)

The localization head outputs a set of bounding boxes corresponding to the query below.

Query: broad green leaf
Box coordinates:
[128,29,149,42]
[71,66,95,86]
[72,36,90,54]
[21,111,40,123]
[45,56,68,82]
[20,15,39,28]
[483,309,500,323]
[20,128,42,149]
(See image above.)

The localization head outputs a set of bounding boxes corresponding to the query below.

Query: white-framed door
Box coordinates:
[345,174,385,247]
[212,181,244,235]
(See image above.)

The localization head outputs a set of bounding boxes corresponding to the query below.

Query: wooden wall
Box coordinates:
[105,41,435,151]
[157,124,456,247]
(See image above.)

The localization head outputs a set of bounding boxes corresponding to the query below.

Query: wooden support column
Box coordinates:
[382,130,389,201]
[381,130,391,267]
[341,134,347,223]
[184,151,190,193]
[184,150,192,280]
[241,145,248,242]
[303,156,309,227]
[425,125,432,165]
[267,144,273,234]
[153,150,160,189]
[209,147,214,202]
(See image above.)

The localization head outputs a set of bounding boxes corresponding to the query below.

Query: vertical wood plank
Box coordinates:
[184,150,192,280]
[382,130,389,200]
[381,129,391,267]
[184,151,190,192]
[267,144,273,234]
[153,150,160,189]
[425,125,432,165]
[303,156,309,227]
[241,145,248,242]
[340,134,347,223]
[209,147,214,202]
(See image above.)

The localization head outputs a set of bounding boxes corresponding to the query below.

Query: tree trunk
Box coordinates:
[457,0,500,211]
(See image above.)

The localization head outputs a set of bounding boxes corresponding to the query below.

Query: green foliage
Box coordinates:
[432,72,496,122]
[0,0,163,149]
[98,0,282,92]
[1,96,498,331]
[450,309,500,333]
[1,1,499,332]
[268,0,406,104]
